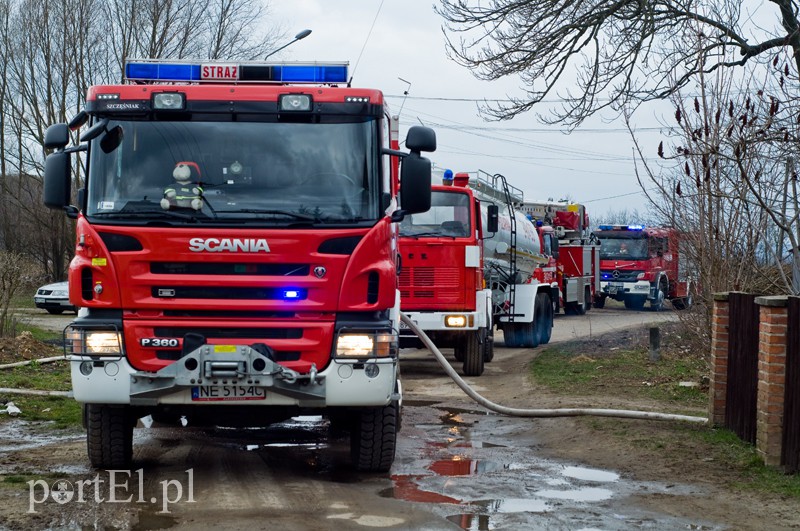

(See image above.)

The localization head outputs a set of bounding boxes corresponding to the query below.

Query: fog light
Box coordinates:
[364,364,379,378]
[79,361,93,375]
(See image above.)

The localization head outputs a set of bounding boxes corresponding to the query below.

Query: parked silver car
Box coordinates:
[34,281,77,314]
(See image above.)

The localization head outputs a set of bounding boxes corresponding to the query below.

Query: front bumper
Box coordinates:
[70,344,397,408]
[599,280,652,299]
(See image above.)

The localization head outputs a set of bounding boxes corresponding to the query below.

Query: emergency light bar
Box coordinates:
[124,60,349,84]
[598,224,645,231]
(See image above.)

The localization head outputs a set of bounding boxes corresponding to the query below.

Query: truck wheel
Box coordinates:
[503,325,521,348]
[462,331,484,376]
[624,295,646,310]
[593,294,606,309]
[87,404,134,469]
[351,404,398,472]
[650,282,667,311]
[536,292,554,345]
[582,287,592,314]
[672,287,694,310]
[520,320,539,348]
[453,342,465,362]
[483,332,495,362]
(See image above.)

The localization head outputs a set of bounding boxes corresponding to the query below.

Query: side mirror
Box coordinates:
[399,152,431,214]
[405,126,436,153]
[44,123,70,150]
[43,152,71,209]
[486,204,499,233]
[81,118,109,143]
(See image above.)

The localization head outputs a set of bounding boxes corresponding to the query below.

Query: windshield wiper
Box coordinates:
[401,231,448,239]
[214,209,320,222]
[91,210,199,222]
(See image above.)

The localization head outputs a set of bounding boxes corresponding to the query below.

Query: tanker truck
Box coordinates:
[398,170,555,376]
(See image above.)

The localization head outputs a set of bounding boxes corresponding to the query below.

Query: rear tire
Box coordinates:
[87,404,134,469]
[503,324,522,347]
[535,292,554,345]
[46,309,64,315]
[351,404,398,472]
[582,287,592,314]
[462,331,484,376]
[593,294,606,309]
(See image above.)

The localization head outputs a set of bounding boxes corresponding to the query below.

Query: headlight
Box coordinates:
[336,332,397,358]
[153,92,185,110]
[52,290,67,297]
[66,327,123,356]
[445,315,468,328]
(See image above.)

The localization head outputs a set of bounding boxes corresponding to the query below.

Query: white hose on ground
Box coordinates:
[0,387,72,397]
[0,356,64,370]
[400,312,708,424]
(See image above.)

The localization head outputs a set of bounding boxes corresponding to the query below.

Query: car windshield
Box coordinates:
[399,190,471,238]
[598,237,649,260]
[86,118,381,225]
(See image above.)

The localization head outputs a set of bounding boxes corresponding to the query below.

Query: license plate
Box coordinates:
[35,297,45,303]
[608,286,618,294]
[191,385,266,401]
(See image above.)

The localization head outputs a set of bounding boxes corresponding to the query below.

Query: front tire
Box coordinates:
[462,331,485,376]
[351,404,398,473]
[87,404,134,469]
[593,294,606,309]
[535,292,554,345]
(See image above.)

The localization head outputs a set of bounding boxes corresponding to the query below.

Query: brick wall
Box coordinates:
[755,296,788,467]
[709,293,729,426]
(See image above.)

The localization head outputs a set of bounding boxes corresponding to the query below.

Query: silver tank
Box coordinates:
[479,201,546,284]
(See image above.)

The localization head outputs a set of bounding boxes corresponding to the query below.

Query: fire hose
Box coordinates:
[400,312,708,424]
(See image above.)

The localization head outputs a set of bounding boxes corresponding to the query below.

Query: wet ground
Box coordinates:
[0,306,768,530]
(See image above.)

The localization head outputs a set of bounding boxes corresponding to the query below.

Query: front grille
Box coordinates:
[153,327,302,339]
[602,270,643,283]
[400,267,461,301]
[163,310,295,318]
[156,350,301,362]
[151,262,308,276]
[152,286,307,300]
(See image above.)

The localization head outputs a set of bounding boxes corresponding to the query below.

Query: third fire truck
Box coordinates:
[593,225,695,310]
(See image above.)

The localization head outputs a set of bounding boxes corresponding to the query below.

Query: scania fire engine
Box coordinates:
[42,59,435,472]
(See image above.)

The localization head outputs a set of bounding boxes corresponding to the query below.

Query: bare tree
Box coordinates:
[436,0,800,126]
[0,250,40,337]
[0,0,284,281]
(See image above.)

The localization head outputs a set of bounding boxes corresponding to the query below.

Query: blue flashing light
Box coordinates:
[124,60,348,84]
[282,289,302,300]
[598,224,613,230]
[443,169,454,181]
[126,62,200,82]
[627,224,645,231]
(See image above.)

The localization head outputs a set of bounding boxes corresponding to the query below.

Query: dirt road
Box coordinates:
[1,307,794,530]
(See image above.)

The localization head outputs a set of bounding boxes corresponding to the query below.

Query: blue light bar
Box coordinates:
[125,60,348,84]
[598,225,613,230]
[627,224,645,231]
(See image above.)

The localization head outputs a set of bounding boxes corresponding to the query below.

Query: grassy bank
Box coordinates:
[531,322,800,499]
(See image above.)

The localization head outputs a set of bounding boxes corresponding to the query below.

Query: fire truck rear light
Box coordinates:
[153,92,186,110]
[279,94,312,112]
[445,315,467,328]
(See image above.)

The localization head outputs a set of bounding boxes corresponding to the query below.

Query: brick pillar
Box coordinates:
[755,296,789,467]
[709,293,730,426]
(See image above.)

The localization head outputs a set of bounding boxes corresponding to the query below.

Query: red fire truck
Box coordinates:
[593,225,694,310]
[42,59,435,472]
[521,201,600,315]
[398,171,555,376]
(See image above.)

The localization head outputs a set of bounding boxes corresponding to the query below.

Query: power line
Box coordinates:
[350,0,385,84]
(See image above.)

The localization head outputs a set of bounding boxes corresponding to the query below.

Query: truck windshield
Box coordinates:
[598,237,649,260]
[86,118,381,225]
[399,190,470,238]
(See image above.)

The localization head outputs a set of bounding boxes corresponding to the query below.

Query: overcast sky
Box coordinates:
[270,0,672,218]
